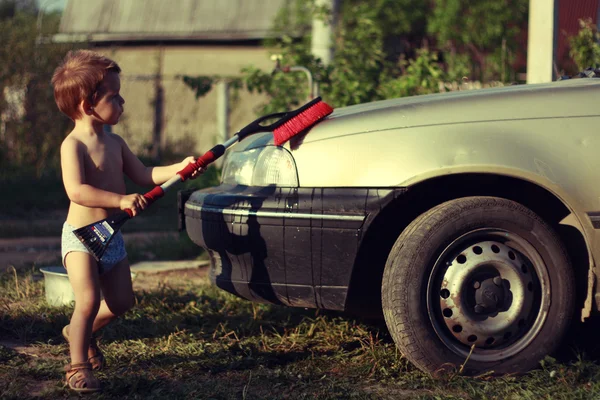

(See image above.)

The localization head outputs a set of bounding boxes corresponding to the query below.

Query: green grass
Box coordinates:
[2,268,600,399]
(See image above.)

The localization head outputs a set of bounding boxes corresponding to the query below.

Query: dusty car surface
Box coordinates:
[181,77,600,376]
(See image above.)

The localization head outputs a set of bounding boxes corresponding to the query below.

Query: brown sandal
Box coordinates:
[64,361,101,393]
[62,325,106,370]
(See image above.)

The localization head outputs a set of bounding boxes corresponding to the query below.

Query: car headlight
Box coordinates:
[221,146,299,187]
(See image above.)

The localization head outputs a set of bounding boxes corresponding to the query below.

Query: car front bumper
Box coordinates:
[183,184,398,310]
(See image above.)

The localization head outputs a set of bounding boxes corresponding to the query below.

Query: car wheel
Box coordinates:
[382,196,575,376]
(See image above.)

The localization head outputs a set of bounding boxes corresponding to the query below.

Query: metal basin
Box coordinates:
[39,266,137,307]
[39,266,75,307]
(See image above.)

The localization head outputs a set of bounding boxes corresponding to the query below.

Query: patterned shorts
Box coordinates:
[61,222,127,275]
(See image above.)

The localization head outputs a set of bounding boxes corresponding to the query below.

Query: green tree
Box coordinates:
[0,0,78,177]
[379,48,446,99]
[427,0,528,82]
[240,0,431,113]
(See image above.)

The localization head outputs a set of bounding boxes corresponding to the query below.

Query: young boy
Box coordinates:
[52,50,204,392]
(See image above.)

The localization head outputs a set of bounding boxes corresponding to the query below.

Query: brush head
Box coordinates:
[273,100,333,146]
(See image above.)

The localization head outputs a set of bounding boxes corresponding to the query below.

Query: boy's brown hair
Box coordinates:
[51,50,121,120]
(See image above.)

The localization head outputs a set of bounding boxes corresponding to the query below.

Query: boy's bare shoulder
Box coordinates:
[60,132,83,152]
[107,131,125,142]
[106,132,123,140]
[107,132,130,150]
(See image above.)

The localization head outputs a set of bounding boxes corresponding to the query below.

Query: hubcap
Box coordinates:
[428,229,549,362]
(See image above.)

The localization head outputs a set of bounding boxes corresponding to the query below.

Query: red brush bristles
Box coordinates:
[273,100,333,146]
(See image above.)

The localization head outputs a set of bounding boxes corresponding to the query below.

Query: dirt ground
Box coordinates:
[131,265,209,290]
[0,236,62,271]
[0,231,180,272]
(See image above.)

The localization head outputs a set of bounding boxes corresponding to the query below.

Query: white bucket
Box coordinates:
[39,266,137,307]
[39,266,75,307]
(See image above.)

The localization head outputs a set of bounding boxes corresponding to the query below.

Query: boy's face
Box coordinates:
[92,71,124,125]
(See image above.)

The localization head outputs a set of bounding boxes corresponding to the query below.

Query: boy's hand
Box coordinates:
[180,156,207,179]
[120,193,148,216]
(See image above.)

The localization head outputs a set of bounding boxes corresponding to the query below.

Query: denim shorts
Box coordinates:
[61,222,127,275]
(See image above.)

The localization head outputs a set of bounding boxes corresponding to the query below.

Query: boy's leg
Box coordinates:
[65,252,102,364]
[92,257,135,333]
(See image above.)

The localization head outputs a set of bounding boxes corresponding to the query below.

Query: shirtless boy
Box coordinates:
[52,50,203,392]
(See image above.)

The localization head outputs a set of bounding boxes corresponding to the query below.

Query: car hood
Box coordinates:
[233,79,600,152]
[291,79,600,144]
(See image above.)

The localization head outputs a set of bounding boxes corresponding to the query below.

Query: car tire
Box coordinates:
[381,196,575,376]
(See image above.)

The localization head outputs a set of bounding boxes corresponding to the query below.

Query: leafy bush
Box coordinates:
[569,18,600,71]
[379,48,447,99]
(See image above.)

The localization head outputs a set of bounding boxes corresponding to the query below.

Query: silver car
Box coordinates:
[181,77,600,376]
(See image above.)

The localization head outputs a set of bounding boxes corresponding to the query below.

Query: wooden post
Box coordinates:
[527,0,559,83]
[152,46,165,162]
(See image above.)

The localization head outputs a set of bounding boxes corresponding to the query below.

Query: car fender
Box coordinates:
[290,119,600,318]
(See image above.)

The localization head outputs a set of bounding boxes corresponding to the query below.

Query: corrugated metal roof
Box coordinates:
[58,0,292,42]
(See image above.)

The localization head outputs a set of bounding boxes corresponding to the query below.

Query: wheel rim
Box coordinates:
[427,228,550,362]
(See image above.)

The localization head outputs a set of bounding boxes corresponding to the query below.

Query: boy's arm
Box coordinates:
[116,134,154,186]
[118,134,200,185]
[61,138,122,208]
[149,156,200,184]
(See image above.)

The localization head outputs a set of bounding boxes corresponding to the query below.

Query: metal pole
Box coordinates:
[272,56,317,100]
[287,66,313,99]
[216,80,229,168]
[36,0,60,43]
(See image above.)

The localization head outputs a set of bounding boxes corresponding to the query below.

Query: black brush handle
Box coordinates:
[236,97,322,141]
[236,111,288,141]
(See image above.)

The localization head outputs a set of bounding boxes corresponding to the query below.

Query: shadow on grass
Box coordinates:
[103,374,271,400]
[0,313,71,345]
[103,375,201,399]
[145,347,332,373]
[556,315,600,362]
[1,283,389,348]
[103,292,345,341]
